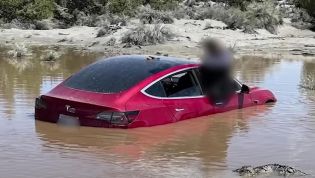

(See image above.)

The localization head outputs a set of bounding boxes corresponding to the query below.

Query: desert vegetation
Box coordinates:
[1,0,313,31]
[121,24,174,46]
[0,0,314,47]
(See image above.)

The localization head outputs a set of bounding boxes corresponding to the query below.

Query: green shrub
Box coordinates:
[56,0,104,15]
[0,0,23,21]
[296,0,315,18]
[195,6,247,29]
[20,0,54,20]
[194,1,282,34]
[107,0,144,15]
[121,24,174,45]
[96,27,109,37]
[291,7,313,29]
[245,0,282,34]
[138,6,174,24]
[144,0,182,10]
[0,0,54,21]
[34,19,54,30]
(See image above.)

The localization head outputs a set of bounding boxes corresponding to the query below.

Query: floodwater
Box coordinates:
[0,50,315,178]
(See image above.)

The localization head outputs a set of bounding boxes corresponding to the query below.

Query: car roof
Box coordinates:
[63,55,199,94]
[99,55,198,69]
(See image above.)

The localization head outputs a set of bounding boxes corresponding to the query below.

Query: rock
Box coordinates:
[24,35,32,38]
[184,22,201,26]
[57,38,67,43]
[290,49,303,52]
[305,44,315,48]
[88,41,100,47]
[234,166,255,177]
[123,43,132,48]
[156,52,162,55]
[302,52,315,56]
[234,164,308,177]
[58,32,70,35]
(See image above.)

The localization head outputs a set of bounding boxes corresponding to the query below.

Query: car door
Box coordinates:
[193,68,253,114]
[160,69,207,121]
[213,80,253,113]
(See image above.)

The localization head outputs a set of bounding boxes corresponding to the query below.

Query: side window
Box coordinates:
[160,70,202,97]
[145,81,166,97]
[194,68,241,93]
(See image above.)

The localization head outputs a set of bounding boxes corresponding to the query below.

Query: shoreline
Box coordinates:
[1,19,315,60]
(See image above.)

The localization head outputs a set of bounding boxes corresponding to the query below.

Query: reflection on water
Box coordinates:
[0,51,315,178]
[301,61,315,90]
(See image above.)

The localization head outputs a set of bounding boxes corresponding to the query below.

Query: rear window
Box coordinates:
[64,56,183,93]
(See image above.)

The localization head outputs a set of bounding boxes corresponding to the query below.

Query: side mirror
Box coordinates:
[241,84,250,94]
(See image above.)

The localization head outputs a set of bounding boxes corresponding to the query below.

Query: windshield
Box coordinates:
[64,56,191,93]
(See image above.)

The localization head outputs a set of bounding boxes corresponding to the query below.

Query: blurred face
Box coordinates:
[202,40,224,56]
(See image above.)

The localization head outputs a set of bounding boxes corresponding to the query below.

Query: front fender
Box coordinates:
[250,87,277,105]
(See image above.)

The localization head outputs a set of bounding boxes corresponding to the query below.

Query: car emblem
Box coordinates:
[65,105,76,113]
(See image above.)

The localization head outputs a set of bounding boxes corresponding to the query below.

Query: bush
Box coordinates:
[224,0,254,10]
[107,14,128,26]
[138,6,174,24]
[296,0,315,18]
[144,0,183,10]
[173,6,195,19]
[40,50,61,61]
[107,0,144,15]
[7,44,32,58]
[0,0,54,21]
[105,37,116,46]
[194,1,282,34]
[53,3,74,27]
[291,8,314,29]
[20,0,55,20]
[96,25,111,37]
[0,0,23,21]
[195,6,247,29]
[55,0,105,15]
[121,24,174,46]
[245,1,282,34]
[34,19,54,30]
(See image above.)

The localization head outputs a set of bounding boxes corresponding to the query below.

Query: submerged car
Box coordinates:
[35,55,276,128]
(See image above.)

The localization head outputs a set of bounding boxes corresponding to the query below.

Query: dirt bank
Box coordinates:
[1,18,315,59]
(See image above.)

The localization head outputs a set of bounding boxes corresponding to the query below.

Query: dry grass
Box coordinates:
[40,50,61,61]
[121,24,174,46]
[138,6,174,24]
[7,44,32,58]
[193,1,282,34]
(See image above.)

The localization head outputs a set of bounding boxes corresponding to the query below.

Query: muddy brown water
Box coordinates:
[0,50,315,178]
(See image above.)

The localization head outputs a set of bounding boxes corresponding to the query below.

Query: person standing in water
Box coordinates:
[199,38,233,105]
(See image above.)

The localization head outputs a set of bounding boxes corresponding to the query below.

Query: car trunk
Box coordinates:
[35,86,125,128]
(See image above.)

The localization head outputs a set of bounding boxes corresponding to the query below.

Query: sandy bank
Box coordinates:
[1,18,315,59]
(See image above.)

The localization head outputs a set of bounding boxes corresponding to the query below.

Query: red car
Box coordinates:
[35,55,276,128]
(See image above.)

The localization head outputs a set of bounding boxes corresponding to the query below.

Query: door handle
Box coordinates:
[175,108,185,112]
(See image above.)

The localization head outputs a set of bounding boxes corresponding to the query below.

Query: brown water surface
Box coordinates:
[0,51,315,178]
